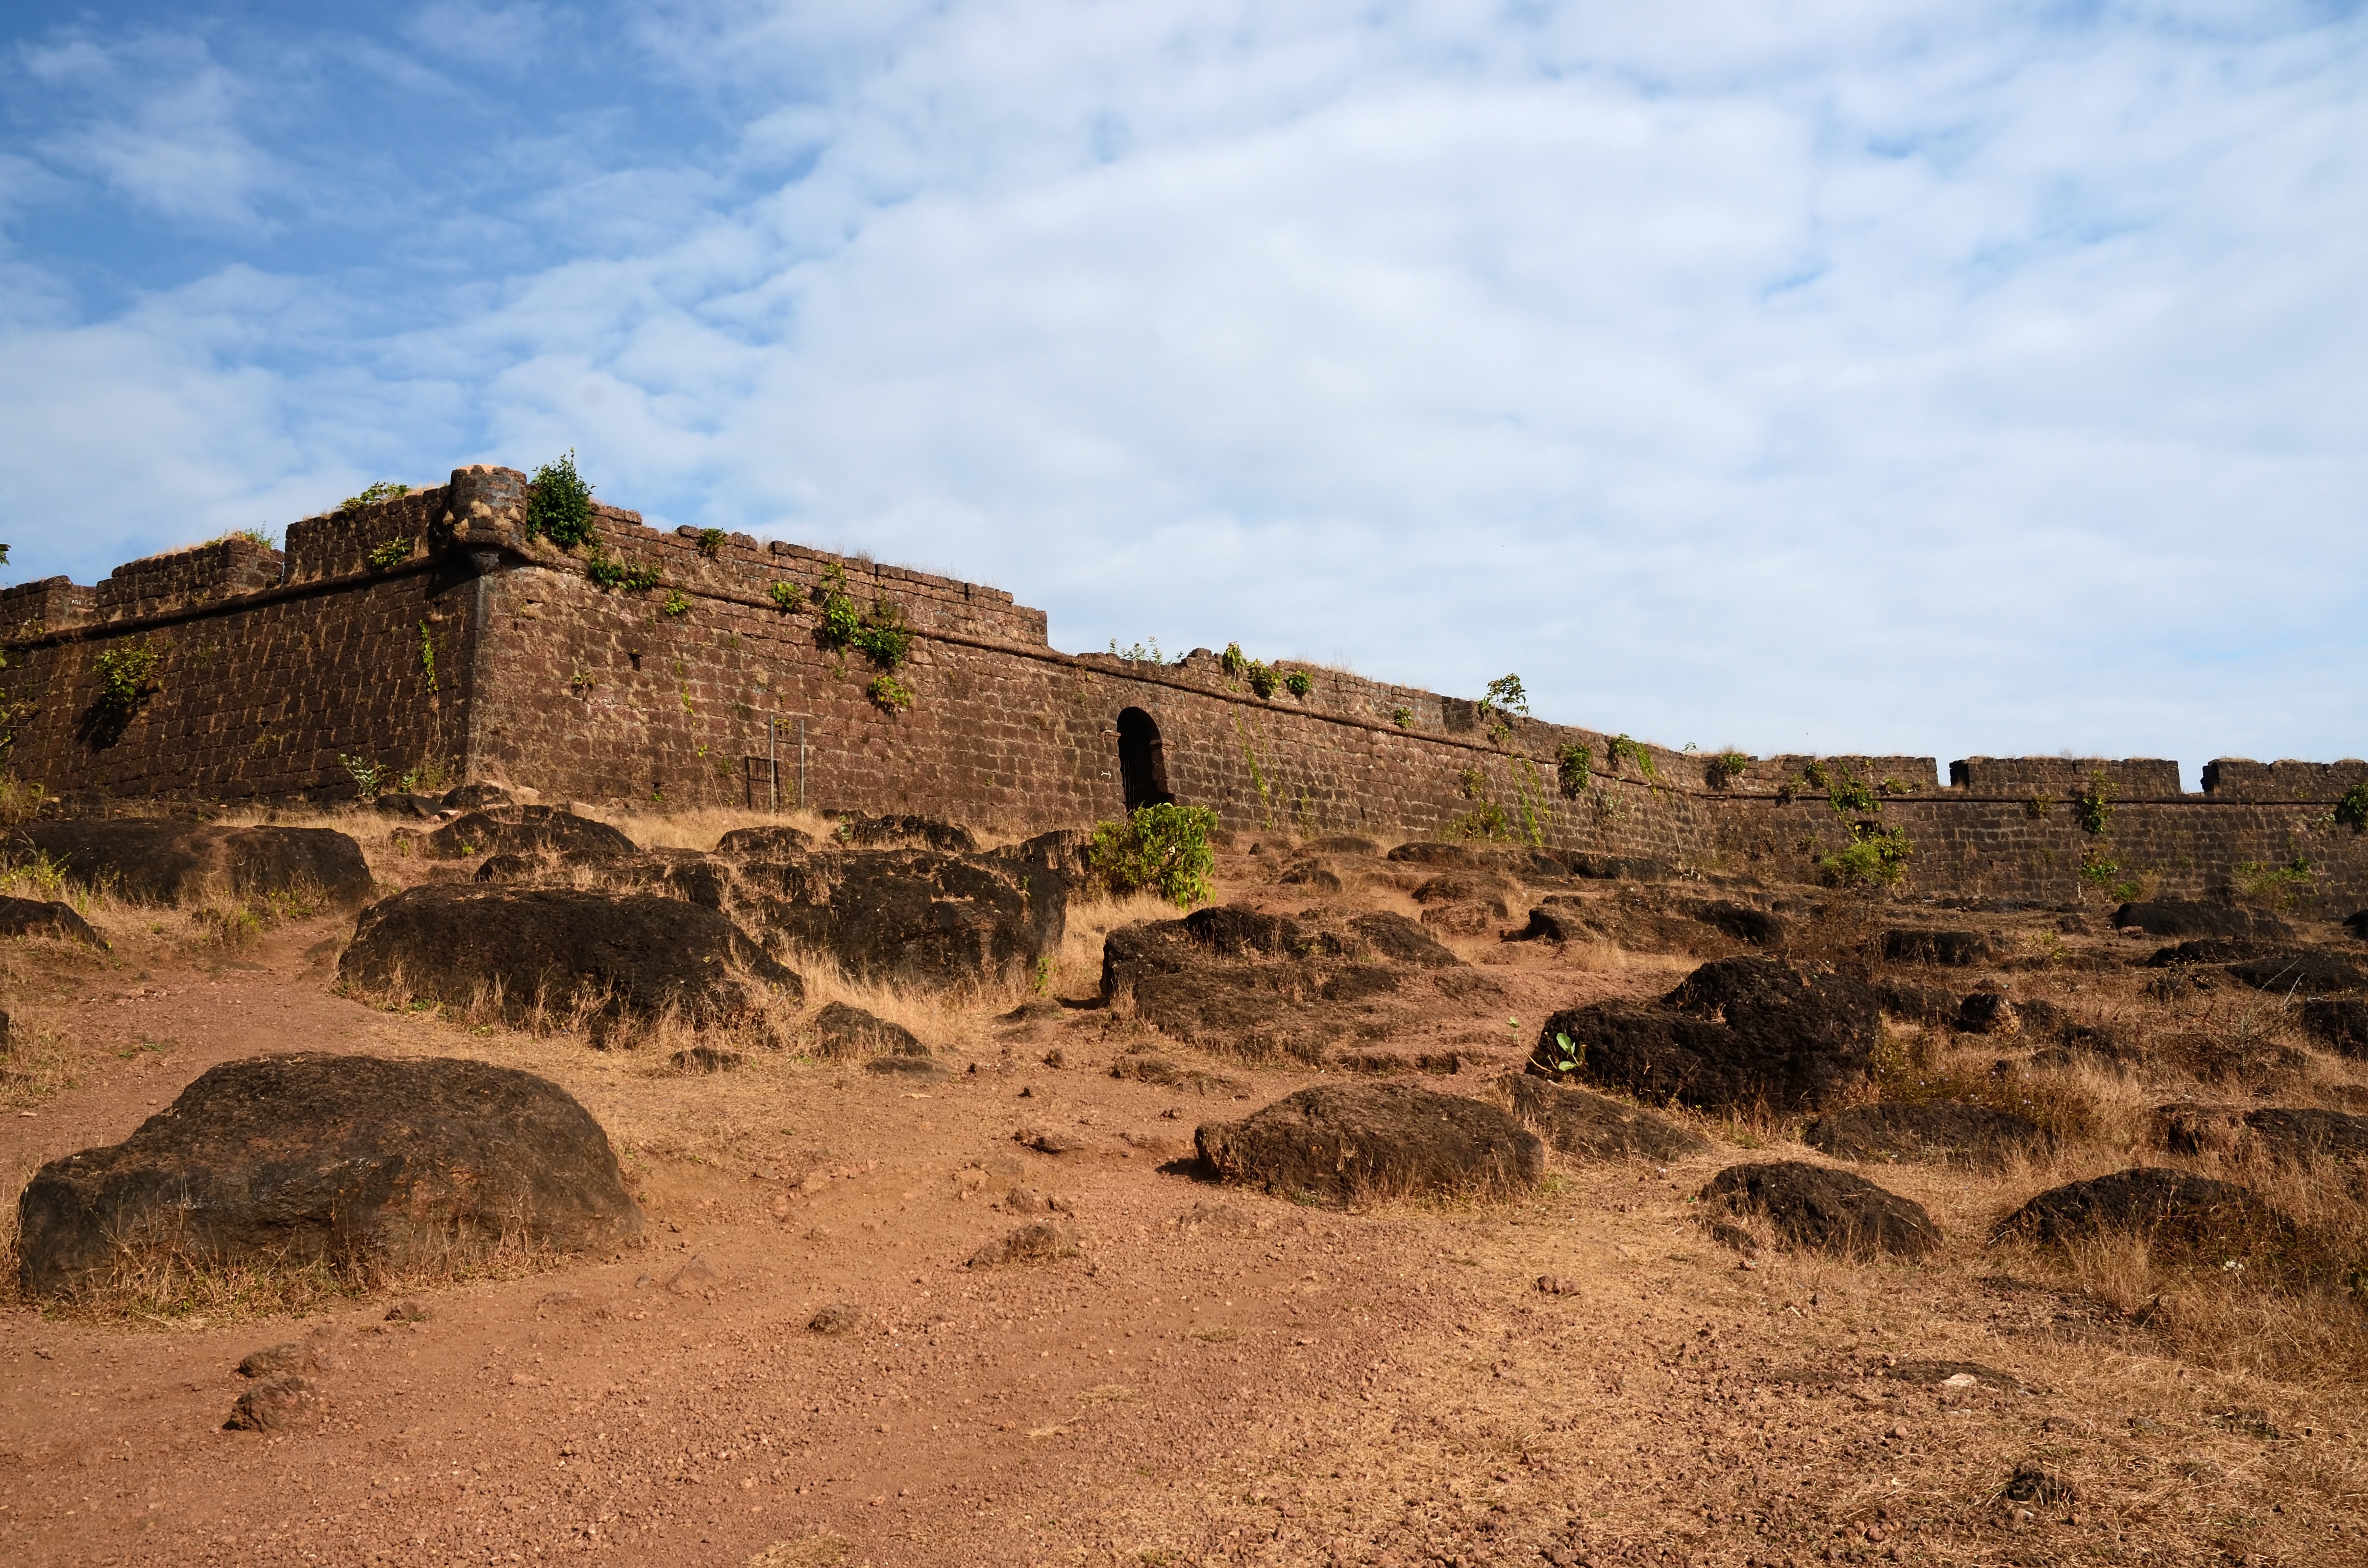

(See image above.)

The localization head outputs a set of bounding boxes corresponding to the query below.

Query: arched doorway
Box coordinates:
[1116,708,1173,809]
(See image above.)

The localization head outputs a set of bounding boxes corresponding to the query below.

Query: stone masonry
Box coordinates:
[3,466,2363,911]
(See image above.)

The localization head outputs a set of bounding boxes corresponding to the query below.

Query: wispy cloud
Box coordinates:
[0,1,2362,767]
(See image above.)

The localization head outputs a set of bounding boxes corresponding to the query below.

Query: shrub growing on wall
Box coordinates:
[1090,803,1218,909]
[525,451,597,548]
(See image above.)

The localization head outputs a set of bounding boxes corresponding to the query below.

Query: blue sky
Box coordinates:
[3,2,2363,779]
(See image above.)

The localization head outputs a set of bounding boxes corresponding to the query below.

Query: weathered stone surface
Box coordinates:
[1881,929,1991,966]
[1699,1161,1940,1259]
[337,884,800,1036]
[734,849,1064,992]
[2112,901,2292,941]
[1954,988,2020,1036]
[2302,998,2368,1056]
[1993,1167,2297,1264]
[1695,901,1785,946]
[1803,1102,2048,1169]
[439,784,514,812]
[225,1374,322,1432]
[10,821,373,907]
[2146,938,2276,967]
[822,812,979,854]
[420,806,638,862]
[2149,1102,2253,1157]
[1195,1082,1543,1203]
[810,1001,923,1058]
[2226,952,2368,996]
[1386,843,1478,868]
[16,1054,644,1298]
[0,895,104,947]
[2345,910,2368,942]
[714,825,814,857]
[2242,1107,2368,1164]
[966,1221,1079,1267]
[1566,855,1671,882]
[1508,905,1588,944]
[1529,956,1879,1114]
[1102,905,1464,1064]
[1501,1075,1711,1162]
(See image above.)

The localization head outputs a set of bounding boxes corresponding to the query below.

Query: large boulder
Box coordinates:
[1195,1083,1543,1204]
[2226,952,2368,997]
[2112,901,2292,941]
[1992,1168,2299,1267]
[1699,1161,1940,1259]
[1101,904,1464,1065]
[2302,999,2368,1056]
[1880,930,1992,966]
[420,806,638,862]
[337,884,800,1038]
[11,821,374,907]
[15,1054,643,1299]
[1529,956,1879,1114]
[821,812,979,854]
[0,895,105,947]
[1802,1102,2049,1170]
[2240,1107,2368,1164]
[732,849,1064,991]
[1501,1075,1711,1162]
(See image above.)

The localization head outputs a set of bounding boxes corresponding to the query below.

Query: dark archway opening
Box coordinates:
[1117,707,1173,809]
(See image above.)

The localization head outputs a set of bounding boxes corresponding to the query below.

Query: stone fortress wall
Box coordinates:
[3,465,2364,910]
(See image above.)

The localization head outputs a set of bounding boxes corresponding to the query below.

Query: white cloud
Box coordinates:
[21,33,279,228]
[1,1,2363,766]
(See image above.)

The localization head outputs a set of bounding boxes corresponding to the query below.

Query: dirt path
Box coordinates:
[5,907,2366,1567]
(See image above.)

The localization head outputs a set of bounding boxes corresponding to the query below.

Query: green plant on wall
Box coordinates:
[1606,733,1657,779]
[866,673,913,712]
[662,590,692,617]
[2340,781,2368,833]
[1555,742,1592,797]
[524,451,597,547]
[1802,759,1877,815]
[2074,771,2116,834]
[367,538,409,569]
[418,621,438,692]
[1823,821,1911,886]
[338,481,410,514]
[586,548,662,592]
[1451,766,1512,842]
[1704,750,1749,789]
[1507,753,1554,847]
[2025,792,2057,820]
[1391,706,1413,728]
[696,527,727,558]
[768,581,801,612]
[1090,803,1219,909]
[1232,710,1274,826]
[339,754,389,796]
[1219,641,1282,699]
[815,562,915,706]
[1284,669,1314,698]
[93,638,165,714]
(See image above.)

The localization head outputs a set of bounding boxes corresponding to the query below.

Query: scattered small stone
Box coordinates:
[540,1289,580,1307]
[1041,1047,1066,1068]
[1015,1127,1088,1155]
[670,1045,743,1073]
[1699,1161,1940,1260]
[1883,1360,2027,1393]
[863,1054,947,1079]
[1534,1274,1578,1296]
[1173,1202,1262,1237]
[966,1221,1081,1268]
[383,1300,432,1323]
[225,1374,321,1432]
[807,1302,864,1335]
[667,1255,723,1295]
[2002,1463,2074,1505]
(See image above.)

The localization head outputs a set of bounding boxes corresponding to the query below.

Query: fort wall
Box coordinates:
[4,466,2363,912]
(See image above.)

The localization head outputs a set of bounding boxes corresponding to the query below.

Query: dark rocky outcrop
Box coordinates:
[966,1220,1079,1267]
[1348,911,1459,968]
[1803,1102,2048,1169]
[1695,901,1785,946]
[822,812,979,854]
[337,884,800,1037]
[440,783,514,812]
[15,1054,643,1299]
[2226,952,2368,997]
[714,825,814,857]
[2302,998,2368,1057]
[1508,905,1588,944]
[2241,1107,2368,1164]
[1566,855,1671,882]
[0,895,104,947]
[1501,1075,1710,1162]
[1529,956,1880,1114]
[11,821,374,908]
[810,1001,924,1058]
[1873,980,1959,1024]
[2146,938,2276,967]
[1699,1161,1940,1259]
[1195,1083,1543,1203]
[1954,986,2020,1036]
[1386,843,1478,868]
[2111,901,2292,942]
[2345,910,2368,942]
[734,849,1065,992]
[1881,930,1991,966]
[420,806,639,862]
[1993,1167,2298,1266]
